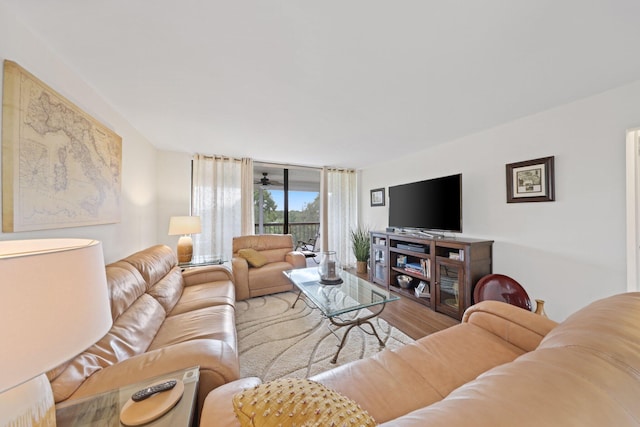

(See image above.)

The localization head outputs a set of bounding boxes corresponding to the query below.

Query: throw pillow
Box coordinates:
[238,248,268,268]
[232,378,376,427]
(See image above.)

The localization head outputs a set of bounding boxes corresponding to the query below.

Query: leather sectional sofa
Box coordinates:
[47,245,239,419]
[201,291,640,426]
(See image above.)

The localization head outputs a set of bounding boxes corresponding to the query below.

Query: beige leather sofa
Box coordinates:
[47,245,239,419]
[231,234,306,300]
[200,292,640,426]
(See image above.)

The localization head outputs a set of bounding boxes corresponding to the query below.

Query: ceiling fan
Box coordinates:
[255,172,282,187]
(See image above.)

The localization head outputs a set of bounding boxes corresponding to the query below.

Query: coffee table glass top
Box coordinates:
[284,267,399,317]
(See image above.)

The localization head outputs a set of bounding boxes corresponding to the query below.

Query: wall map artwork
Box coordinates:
[2,60,122,232]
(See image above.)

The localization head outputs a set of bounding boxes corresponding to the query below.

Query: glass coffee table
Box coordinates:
[283,267,399,363]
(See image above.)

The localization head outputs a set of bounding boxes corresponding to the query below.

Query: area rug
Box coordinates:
[236,291,414,382]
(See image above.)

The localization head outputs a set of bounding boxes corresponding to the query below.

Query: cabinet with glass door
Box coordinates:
[370,232,388,287]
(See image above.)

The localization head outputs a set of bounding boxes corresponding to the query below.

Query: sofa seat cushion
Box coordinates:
[170,280,235,315]
[149,305,237,353]
[311,322,527,424]
[247,261,295,290]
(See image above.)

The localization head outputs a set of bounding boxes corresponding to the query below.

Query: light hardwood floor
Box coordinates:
[350,268,459,340]
[378,292,459,340]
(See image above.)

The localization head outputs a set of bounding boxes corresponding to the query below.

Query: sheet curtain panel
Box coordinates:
[321,167,357,269]
[191,154,254,262]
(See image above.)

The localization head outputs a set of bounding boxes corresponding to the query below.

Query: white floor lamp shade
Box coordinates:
[0,239,112,427]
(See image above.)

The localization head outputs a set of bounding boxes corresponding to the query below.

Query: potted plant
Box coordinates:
[350,225,371,274]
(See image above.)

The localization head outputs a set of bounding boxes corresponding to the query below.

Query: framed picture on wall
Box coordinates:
[370,188,385,207]
[506,156,555,203]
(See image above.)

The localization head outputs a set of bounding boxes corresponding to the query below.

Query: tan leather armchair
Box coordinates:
[232,234,306,300]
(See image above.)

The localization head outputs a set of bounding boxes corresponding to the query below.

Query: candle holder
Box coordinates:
[318,251,343,285]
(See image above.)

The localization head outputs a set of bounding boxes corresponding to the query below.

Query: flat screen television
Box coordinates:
[388,173,462,233]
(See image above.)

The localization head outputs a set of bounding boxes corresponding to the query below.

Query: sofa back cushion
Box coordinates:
[233,234,295,264]
[50,294,166,402]
[123,245,184,313]
[538,292,640,367]
[48,259,167,402]
[123,245,178,288]
[146,268,184,313]
[107,261,147,320]
[48,245,184,403]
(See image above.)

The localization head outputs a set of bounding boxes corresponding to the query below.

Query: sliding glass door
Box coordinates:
[254,164,320,247]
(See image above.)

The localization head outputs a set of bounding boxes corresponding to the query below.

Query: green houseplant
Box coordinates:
[350,225,371,274]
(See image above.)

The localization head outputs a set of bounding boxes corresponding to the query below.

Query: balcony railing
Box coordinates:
[255,222,319,249]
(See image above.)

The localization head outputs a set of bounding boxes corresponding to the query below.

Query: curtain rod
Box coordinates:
[325,167,356,173]
[193,153,246,162]
[254,160,322,171]
[195,155,354,173]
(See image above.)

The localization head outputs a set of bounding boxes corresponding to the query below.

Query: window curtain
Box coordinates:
[321,167,357,269]
[191,154,254,262]
[240,158,255,236]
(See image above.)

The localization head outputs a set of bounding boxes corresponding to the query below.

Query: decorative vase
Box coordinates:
[534,299,548,317]
[318,251,341,283]
[356,260,368,274]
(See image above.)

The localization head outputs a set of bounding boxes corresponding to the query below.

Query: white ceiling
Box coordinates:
[4,0,640,169]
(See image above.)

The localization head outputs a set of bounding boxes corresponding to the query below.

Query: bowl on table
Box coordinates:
[396,274,412,289]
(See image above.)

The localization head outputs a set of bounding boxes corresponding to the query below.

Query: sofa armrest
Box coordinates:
[286,251,307,268]
[200,377,262,427]
[182,264,234,286]
[463,300,558,352]
[231,257,250,300]
[65,339,239,419]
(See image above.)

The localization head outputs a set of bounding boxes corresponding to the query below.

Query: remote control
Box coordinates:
[131,380,177,402]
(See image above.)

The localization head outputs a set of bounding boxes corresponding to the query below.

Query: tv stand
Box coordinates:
[370,231,493,320]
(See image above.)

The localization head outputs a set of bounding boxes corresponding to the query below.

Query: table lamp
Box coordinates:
[0,239,112,427]
[168,216,202,263]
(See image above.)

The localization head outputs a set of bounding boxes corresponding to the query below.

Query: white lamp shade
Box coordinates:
[168,216,201,235]
[0,239,112,393]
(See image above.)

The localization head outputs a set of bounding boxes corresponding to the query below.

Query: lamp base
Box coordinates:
[0,373,56,427]
[176,235,193,263]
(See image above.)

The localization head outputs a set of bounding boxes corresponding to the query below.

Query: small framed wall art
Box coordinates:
[370,188,385,207]
[506,156,555,203]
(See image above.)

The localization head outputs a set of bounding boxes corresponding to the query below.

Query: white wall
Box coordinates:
[156,151,193,250]
[361,80,640,321]
[0,3,159,262]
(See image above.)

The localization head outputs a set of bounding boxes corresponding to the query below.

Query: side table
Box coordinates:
[55,366,199,427]
[179,259,226,270]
